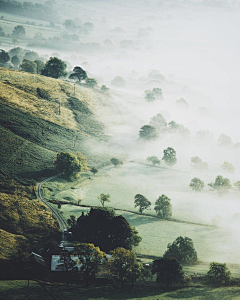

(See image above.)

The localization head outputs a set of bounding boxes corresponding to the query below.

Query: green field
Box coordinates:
[1,280,240,300]
[44,162,240,276]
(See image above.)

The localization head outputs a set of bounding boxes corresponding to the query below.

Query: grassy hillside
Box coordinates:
[0,67,110,268]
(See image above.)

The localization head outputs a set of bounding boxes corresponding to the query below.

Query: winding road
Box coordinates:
[36,174,68,233]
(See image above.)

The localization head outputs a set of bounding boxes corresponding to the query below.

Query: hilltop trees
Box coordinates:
[98,193,111,207]
[147,156,161,166]
[164,236,198,264]
[19,59,37,73]
[139,125,158,140]
[208,175,231,195]
[134,194,151,214]
[54,151,88,179]
[152,258,184,286]
[70,208,142,253]
[162,147,177,166]
[41,57,67,79]
[34,60,45,74]
[12,25,26,39]
[189,178,205,192]
[0,49,10,66]
[207,262,231,285]
[69,66,87,82]
[108,248,143,287]
[86,78,97,88]
[154,194,172,219]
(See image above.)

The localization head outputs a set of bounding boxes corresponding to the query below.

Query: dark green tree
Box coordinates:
[134,194,151,214]
[67,215,76,227]
[12,25,26,39]
[19,59,37,73]
[69,66,87,82]
[71,208,142,253]
[139,125,158,140]
[152,258,184,286]
[90,167,98,175]
[189,177,204,192]
[207,262,231,285]
[110,158,123,166]
[0,49,10,65]
[164,236,197,264]
[54,152,81,178]
[154,194,172,219]
[162,147,177,166]
[41,57,67,79]
[98,193,111,207]
[86,78,97,88]
[57,250,76,285]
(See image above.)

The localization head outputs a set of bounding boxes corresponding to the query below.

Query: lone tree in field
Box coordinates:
[20,59,37,74]
[12,25,26,39]
[134,194,151,214]
[139,125,158,140]
[147,156,161,166]
[164,236,197,264]
[74,243,106,286]
[162,147,177,166]
[69,66,87,82]
[98,193,111,207]
[108,247,143,287]
[154,194,172,219]
[152,258,184,286]
[90,167,98,175]
[54,152,81,178]
[221,161,235,173]
[189,178,204,192]
[110,158,123,167]
[70,208,142,253]
[41,57,67,79]
[208,175,231,195]
[218,134,232,147]
[207,262,231,285]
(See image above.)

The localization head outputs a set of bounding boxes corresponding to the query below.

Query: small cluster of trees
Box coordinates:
[134,194,172,218]
[54,151,88,179]
[63,19,94,36]
[144,88,162,102]
[191,156,209,171]
[146,148,177,167]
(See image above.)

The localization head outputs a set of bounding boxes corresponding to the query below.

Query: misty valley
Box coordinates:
[0,0,240,299]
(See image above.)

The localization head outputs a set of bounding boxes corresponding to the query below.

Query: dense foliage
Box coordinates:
[154,194,172,218]
[134,194,151,214]
[207,262,231,285]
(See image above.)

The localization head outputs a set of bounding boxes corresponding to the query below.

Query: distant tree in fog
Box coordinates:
[147,156,161,166]
[162,147,177,166]
[20,59,37,74]
[134,194,151,214]
[100,85,109,94]
[8,47,24,59]
[221,161,235,173]
[144,90,155,102]
[154,194,172,219]
[85,78,97,89]
[176,98,189,108]
[111,76,126,87]
[0,27,5,37]
[24,51,39,61]
[11,55,19,68]
[208,175,231,195]
[41,57,67,79]
[195,130,213,142]
[12,25,26,39]
[110,158,123,167]
[152,88,162,98]
[63,19,76,31]
[207,262,231,285]
[98,193,110,207]
[233,181,240,191]
[218,134,232,147]
[191,156,208,171]
[0,49,10,66]
[69,66,87,82]
[149,113,167,132]
[139,125,158,140]
[189,178,204,192]
[164,236,197,264]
